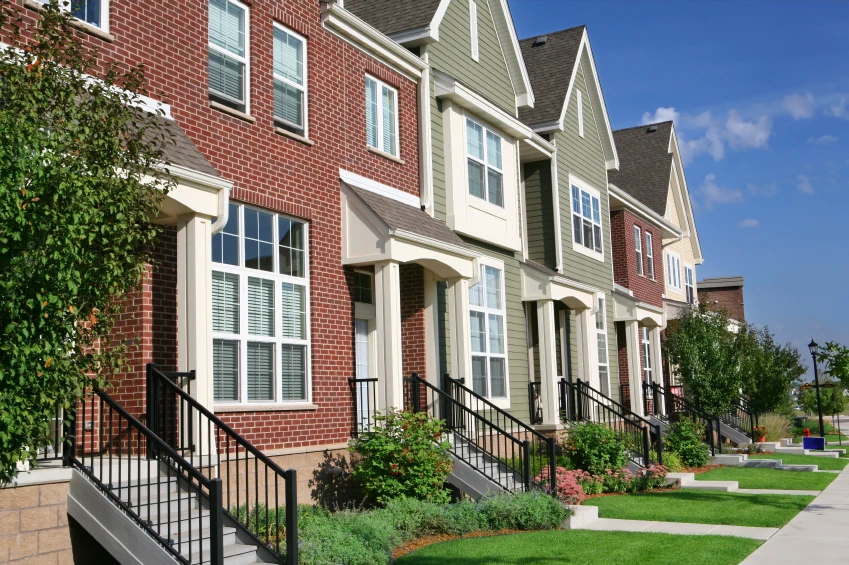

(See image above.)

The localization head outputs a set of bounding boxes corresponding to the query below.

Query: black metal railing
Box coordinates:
[404,373,556,494]
[561,379,661,466]
[147,364,298,564]
[528,381,542,425]
[719,397,758,442]
[69,387,225,565]
[643,381,717,455]
[36,404,66,462]
[349,377,379,436]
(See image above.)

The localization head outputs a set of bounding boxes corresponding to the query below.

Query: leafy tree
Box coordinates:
[818,342,849,388]
[800,384,846,418]
[664,303,745,418]
[740,325,806,416]
[0,1,174,482]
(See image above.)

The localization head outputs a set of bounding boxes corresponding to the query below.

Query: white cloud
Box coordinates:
[641,107,680,125]
[828,97,847,118]
[783,93,815,119]
[747,182,778,196]
[796,174,814,194]
[737,218,760,229]
[699,174,743,210]
[725,111,772,149]
[808,134,838,144]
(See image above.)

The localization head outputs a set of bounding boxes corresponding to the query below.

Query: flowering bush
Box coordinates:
[575,470,604,495]
[636,464,669,491]
[533,466,586,504]
[602,468,637,493]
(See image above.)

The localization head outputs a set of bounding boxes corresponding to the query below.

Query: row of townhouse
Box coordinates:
[3,0,747,562]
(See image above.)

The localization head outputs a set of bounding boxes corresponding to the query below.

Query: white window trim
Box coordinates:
[576,90,584,138]
[634,225,643,276]
[666,251,682,292]
[353,269,376,318]
[641,327,652,383]
[468,257,510,409]
[569,174,605,262]
[208,0,251,114]
[272,22,308,137]
[212,203,311,406]
[365,74,400,157]
[645,232,655,280]
[464,116,506,209]
[469,0,479,62]
[684,264,695,304]
[595,297,609,396]
[39,0,109,31]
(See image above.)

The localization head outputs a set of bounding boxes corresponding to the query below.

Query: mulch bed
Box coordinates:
[583,484,679,500]
[391,529,528,559]
[685,464,724,474]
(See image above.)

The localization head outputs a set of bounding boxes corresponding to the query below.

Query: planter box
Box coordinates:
[803,437,825,451]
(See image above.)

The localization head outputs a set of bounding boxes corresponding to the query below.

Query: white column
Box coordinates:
[374,261,403,411]
[446,278,472,385]
[423,270,439,388]
[650,326,666,413]
[575,308,594,388]
[536,300,561,428]
[625,321,644,416]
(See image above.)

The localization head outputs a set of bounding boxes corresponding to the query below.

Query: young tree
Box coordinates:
[741,326,806,416]
[664,303,744,418]
[818,342,849,388]
[800,384,846,419]
[0,2,174,482]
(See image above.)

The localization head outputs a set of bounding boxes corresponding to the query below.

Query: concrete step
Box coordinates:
[712,454,747,465]
[175,527,238,559]
[189,541,258,565]
[666,472,738,492]
[130,492,199,518]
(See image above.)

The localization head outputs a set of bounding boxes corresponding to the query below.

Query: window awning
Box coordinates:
[613,287,665,328]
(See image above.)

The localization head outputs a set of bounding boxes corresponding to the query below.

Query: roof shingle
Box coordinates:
[344,0,443,37]
[608,121,674,216]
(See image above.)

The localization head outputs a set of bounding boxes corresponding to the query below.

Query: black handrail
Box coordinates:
[147,363,298,565]
[349,377,379,436]
[561,379,662,466]
[36,403,65,462]
[404,373,556,495]
[719,397,758,443]
[528,382,542,425]
[644,381,717,456]
[68,387,224,565]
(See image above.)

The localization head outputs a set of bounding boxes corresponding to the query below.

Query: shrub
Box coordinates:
[575,470,604,495]
[379,497,481,539]
[636,464,669,491]
[350,410,453,505]
[665,419,711,468]
[533,466,585,504]
[601,468,637,493]
[298,508,390,565]
[661,451,684,472]
[561,422,628,475]
[477,491,570,531]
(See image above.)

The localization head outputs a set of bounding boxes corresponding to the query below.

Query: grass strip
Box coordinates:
[695,466,836,490]
[748,453,848,471]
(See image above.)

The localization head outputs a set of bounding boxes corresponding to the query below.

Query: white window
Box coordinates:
[469,264,507,399]
[634,226,643,276]
[466,118,504,207]
[469,0,479,62]
[39,0,109,30]
[211,204,310,404]
[666,251,682,292]
[273,24,307,137]
[576,90,584,138]
[685,265,695,304]
[209,0,250,114]
[596,297,609,396]
[365,76,399,157]
[571,183,603,255]
[641,327,652,383]
[645,232,655,280]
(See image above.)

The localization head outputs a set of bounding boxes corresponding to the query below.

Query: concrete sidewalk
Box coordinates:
[741,464,849,564]
[580,518,777,540]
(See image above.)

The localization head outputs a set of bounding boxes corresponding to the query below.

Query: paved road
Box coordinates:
[741,464,849,564]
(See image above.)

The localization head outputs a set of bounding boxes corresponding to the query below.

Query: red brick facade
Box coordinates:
[610,210,664,308]
[9,0,424,452]
[700,286,745,322]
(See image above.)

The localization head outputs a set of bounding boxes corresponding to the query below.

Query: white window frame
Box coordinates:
[365,75,400,157]
[468,258,510,406]
[569,175,604,261]
[634,226,643,276]
[596,297,610,396]
[645,232,655,280]
[641,327,652,383]
[576,90,584,138]
[212,203,311,406]
[666,251,682,292]
[272,22,308,137]
[684,265,695,304]
[464,117,505,208]
[39,0,109,31]
[208,0,250,114]
[469,0,479,62]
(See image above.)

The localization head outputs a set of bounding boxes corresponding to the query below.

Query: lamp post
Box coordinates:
[809,339,826,438]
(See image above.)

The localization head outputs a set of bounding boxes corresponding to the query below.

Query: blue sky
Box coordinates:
[511,1,849,377]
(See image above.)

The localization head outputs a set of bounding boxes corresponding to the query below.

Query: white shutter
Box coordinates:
[281,344,306,400]
[213,339,239,401]
[248,277,274,336]
[212,271,239,333]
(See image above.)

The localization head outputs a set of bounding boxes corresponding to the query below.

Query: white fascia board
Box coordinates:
[669,126,703,263]
[608,183,682,238]
[531,120,564,134]
[321,3,426,82]
[162,163,233,192]
[391,229,481,260]
[340,169,421,208]
[523,134,555,158]
[434,71,532,139]
[390,26,435,46]
[488,0,535,109]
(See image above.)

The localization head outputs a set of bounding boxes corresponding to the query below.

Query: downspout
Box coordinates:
[210,184,231,235]
[418,45,434,215]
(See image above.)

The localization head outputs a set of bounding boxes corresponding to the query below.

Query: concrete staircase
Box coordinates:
[718,422,752,446]
[666,472,739,492]
[447,435,521,499]
[711,454,819,472]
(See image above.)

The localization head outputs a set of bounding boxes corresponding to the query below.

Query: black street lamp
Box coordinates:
[808,339,826,438]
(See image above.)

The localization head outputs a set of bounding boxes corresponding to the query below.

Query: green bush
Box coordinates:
[350,410,453,505]
[298,507,390,565]
[561,422,628,475]
[378,497,481,540]
[665,420,710,468]
[477,491,569,531]
[661,451,685,472]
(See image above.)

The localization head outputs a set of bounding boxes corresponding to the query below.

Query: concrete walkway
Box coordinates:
[741,464,849,564]
[581,518,777,540]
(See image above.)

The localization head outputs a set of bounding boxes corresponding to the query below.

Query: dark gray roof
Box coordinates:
[697,276,744,289]
[344,0,442,37]
[518,26,585,126]
[157,116,219,177]
[347,185,469,249]
[608,121,674,216]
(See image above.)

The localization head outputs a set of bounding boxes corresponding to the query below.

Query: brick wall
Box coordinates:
[400,264,426,379]
[615,322,630,406]
[0,483,71,564]
[700,287,745,322]
[610,210,664,307]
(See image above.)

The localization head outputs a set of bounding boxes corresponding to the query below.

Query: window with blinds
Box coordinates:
[209,0,249,113]
[469,263,508,399]
[211,204,310,405]
[38,0,108,30]
[273,24,307,136]
[365,76,399,157]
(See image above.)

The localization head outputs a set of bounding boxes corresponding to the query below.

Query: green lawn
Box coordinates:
[695,467,836,490]
[748,453,848,471]
[396,530,762,565]
[584,490,813,527]
[792,434,847,443]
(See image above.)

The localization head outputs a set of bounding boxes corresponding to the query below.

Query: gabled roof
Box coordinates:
[158,117,219,178]
[343,0,443,38]
[518,26,618,169]
[608,121,674,216]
